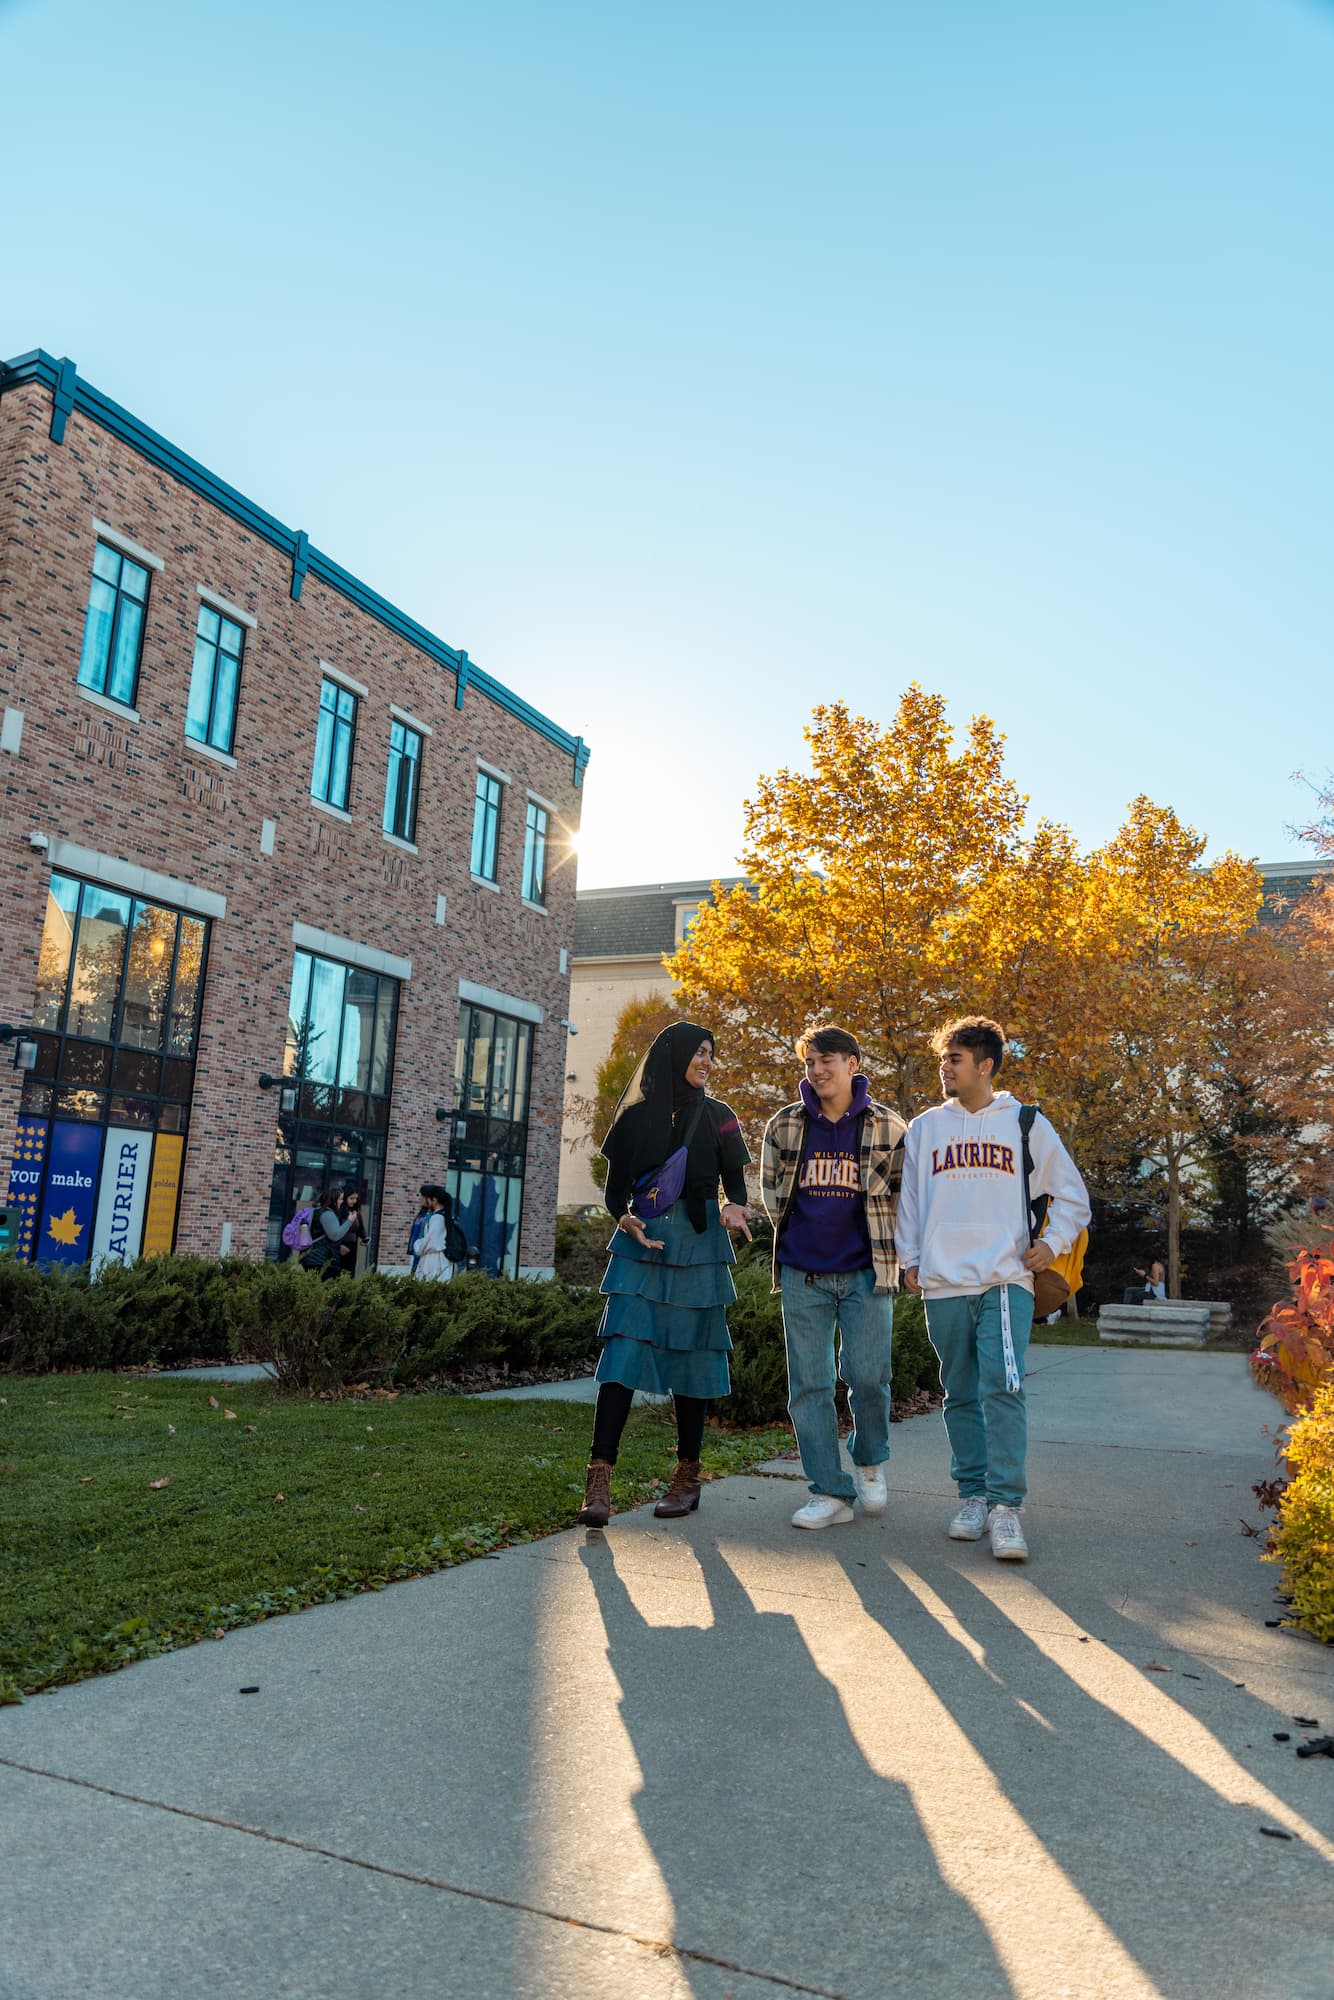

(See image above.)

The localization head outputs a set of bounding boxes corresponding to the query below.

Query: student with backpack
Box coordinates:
[298,1188,357,1280]
[413,1183,465,1281]
[896,1016,1090,1562]
[760,1027,907,1530]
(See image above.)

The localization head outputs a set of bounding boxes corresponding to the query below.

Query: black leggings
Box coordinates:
[590,1383,708,1465]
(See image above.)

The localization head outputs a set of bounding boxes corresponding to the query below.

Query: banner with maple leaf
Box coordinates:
[35,1121,104,1270]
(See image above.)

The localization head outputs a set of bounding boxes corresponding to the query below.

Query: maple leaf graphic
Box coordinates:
[47,1207,84,1247]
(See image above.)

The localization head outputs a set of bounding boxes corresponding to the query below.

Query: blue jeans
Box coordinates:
[923,1285,1034,1509]
[779,1265,893,1500]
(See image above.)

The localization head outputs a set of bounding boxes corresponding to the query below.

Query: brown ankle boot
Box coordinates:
[654,1459,702,1518]
[578,1459,613,1528]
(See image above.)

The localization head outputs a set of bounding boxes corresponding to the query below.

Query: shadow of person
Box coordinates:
[835,1549,1333,2000]
[578,1533,1013,1999]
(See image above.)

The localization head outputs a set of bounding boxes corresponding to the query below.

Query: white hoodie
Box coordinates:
[896,1091,1090,1300]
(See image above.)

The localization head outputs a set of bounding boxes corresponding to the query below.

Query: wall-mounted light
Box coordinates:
[559,1018,579,1036]
[0,1024,38,1072]
[435,1107,450,1123]
[259,1071,298,1114]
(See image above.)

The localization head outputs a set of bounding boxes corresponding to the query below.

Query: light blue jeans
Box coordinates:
[923,1285,1034,1509]
[779,1265,893,1500]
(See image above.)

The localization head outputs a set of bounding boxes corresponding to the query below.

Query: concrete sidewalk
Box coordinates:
[2,1350,1331,2000]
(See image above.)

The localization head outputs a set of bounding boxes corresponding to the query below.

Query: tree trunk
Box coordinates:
[1166,1142,1183,1298]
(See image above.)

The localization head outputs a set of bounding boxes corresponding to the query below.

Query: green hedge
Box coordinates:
[0,1254,602,1394]
[0,1250,939,1423]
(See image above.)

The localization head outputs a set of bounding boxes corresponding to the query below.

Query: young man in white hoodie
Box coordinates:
[896,1016,1090,1561]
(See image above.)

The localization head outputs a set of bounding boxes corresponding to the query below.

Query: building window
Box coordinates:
[312,678,358,810]
[448,1003,534,1277]
[185,604,245,755]
[522,801,549,905]
[383,720,422,843]
[77,542,150,707]
[471,769,503,880]
[266,949,401,1265]
[6,871,210,1268]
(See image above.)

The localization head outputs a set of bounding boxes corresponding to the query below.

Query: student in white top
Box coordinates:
[897,1016,1090,1562]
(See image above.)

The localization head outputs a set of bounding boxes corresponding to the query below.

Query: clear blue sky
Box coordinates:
[5,0,1331,888]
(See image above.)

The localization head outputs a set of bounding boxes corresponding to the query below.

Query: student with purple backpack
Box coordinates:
[577,1021,753,1529]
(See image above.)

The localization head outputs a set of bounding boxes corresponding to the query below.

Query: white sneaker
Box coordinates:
[988,1505,1028,1561]
[852,1464,888,1515]
[948,1496,989,1540]
[791,1495,856,1530]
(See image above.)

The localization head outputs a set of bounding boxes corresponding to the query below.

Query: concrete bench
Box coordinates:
[1098,1302,1213,1348]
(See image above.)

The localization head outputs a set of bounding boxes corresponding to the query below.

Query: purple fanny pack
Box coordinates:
[631,1100,706,1218]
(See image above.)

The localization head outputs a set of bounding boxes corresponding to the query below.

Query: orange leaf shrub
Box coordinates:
[1252,1237,1334,1414]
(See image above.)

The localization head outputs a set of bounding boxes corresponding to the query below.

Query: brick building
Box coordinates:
[0,349,589,1277]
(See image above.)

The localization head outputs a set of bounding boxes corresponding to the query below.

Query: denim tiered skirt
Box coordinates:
[595,1199,736,1399]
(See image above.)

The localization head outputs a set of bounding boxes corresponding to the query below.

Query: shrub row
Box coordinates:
[1,1243,940,1424]
[0,1255,602,1392]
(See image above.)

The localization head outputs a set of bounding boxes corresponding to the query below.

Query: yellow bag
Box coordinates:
[1020,1104,1088,1316]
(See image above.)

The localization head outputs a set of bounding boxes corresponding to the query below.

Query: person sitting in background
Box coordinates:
[1124,1256,1166,1304]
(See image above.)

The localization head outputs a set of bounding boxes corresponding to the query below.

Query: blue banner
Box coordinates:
[5,1115,48,1264]
[36,1120,104,1268]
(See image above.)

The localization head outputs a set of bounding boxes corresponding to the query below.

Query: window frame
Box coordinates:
[521,799,549,906]
[185,603,246,756]
[470,768,504,882]
[382,719,423,845]
[311,676,359,812]
[77,541,152,709]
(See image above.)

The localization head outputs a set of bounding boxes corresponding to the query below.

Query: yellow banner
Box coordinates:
[140,1134,184,1258]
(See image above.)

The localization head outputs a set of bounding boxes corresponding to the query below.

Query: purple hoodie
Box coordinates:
[775,1073,873,1275]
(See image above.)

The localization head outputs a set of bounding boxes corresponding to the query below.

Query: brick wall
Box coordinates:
[0,377,583,1271]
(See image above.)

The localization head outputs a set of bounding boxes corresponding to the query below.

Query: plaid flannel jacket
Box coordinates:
[760,1097,908,1296]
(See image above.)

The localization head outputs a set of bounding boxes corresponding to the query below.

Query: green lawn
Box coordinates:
[1030,1319,1104,1346]
[0,1376,790,1704]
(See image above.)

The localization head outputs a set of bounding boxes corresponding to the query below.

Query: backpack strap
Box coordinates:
[1018,1102,1050,1243]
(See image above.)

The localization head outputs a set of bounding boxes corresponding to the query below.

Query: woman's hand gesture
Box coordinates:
[617,1212,665,1251]
[721,1202,753,1241]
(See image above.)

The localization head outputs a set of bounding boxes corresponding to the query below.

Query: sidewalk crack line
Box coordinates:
[0,1753,847,1998]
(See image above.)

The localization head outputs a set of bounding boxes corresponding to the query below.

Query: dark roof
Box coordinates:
[1258,859,1334,926]
[573,879,745,959]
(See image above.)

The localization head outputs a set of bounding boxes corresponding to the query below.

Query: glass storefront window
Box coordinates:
[34,877,80,1029]
[448,1002,536,1278]
[269,948,400,1264]
[67,886,132,1041]
[9,871,212,1267]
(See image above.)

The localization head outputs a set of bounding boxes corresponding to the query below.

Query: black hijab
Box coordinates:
[600,1021,714,1227]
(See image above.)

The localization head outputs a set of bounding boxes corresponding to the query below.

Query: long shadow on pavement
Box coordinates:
[835,1548,1333,2000]
[578,1534,1013,2000]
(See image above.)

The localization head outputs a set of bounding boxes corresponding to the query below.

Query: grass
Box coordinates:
[1030,1318,1104,1346]
[0,1375,791,1704]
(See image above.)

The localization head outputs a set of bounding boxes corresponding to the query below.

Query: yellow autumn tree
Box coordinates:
[668,690,1037,1122]
[1040,800,1263,1295]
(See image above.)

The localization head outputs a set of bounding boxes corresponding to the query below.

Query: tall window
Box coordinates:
[267,948,400,1264]
[471,770,502,880]
[185,604,245,754]
[12,871,210,1266]
[448,1003,534,1277]
[312,678,358,810]
[77,542,150,707]
[522,801,548,905]
[383,720,422,843]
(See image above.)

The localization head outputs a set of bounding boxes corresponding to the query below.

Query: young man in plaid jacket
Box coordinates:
[761,1028,907,1529]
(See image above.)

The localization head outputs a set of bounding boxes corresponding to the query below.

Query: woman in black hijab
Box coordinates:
[577,1020,752,1528]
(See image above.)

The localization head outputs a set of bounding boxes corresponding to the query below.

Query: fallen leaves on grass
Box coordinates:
[224,1410,237,1421]
[208,1396,218,1409]
[148,1478,169,1491]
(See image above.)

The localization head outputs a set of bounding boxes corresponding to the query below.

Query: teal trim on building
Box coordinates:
[0,349,592,787]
